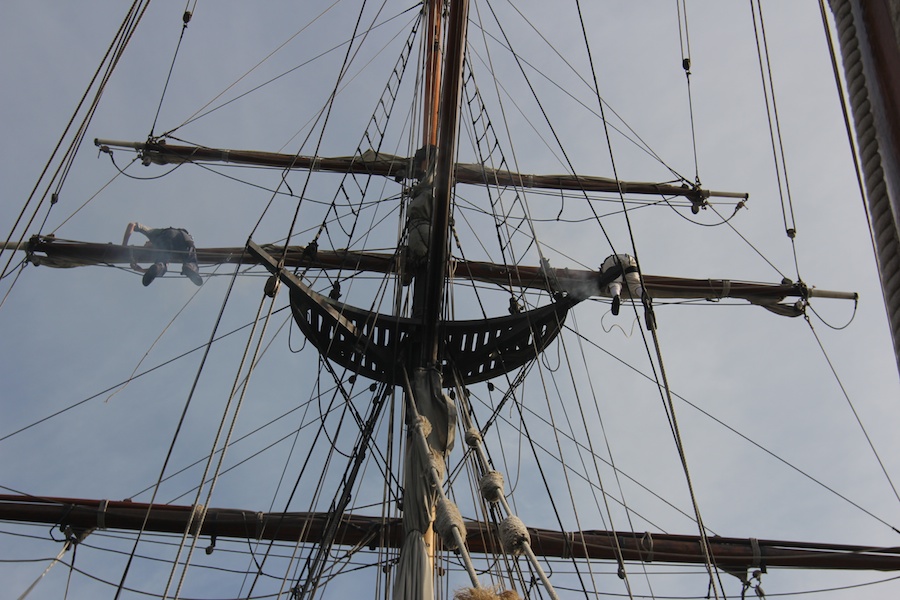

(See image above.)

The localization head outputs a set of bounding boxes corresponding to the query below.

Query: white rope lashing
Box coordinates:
[435,495,468,550]
[499,516,530,557]
[463,426,560,600]
[479,470,504,503]
[402,370,483,589]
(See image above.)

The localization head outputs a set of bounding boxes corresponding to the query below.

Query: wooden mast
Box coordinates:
[409,0,445,585]
[395,0,471,596]
[423,0,442,149]
[418,0,468,366]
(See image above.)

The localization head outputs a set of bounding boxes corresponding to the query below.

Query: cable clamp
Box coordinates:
[97,499,109,530]
[641,531,654,562]
[256,511,265,540]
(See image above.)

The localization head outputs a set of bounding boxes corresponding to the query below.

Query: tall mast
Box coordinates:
[423,0,442,148]
[393,1,472,598]
[418,0,468,366]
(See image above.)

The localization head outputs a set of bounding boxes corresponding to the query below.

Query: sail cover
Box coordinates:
[395,368,457,600]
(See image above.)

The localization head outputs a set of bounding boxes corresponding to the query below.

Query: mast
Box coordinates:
[393,1,472,597]
[828,0,900,377]
[6,5,897,598]
[418,0,467,366]
[423,0,442,149]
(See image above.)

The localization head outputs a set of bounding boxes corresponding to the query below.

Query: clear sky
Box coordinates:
[2,2,900,599]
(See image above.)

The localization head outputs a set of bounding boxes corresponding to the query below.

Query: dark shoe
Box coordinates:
[182,263,203,286]
[143,262,167,286]
[611,295,620,316]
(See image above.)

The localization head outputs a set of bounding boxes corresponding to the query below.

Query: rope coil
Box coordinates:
[479,471,504,503]
[464,427,482,447]
[435,496,466,550]
[415,415,432,438]
[499,515,530,556]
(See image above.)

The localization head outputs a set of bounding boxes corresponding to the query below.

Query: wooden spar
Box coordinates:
[423,0,442,147]
[93,138,741,205]
[2,494,899,571]
[18,237,858,303]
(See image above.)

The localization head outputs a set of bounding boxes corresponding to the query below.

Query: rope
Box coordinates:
[240,360,353,598]
[566,310,662,592]
[484,0,617,263]
[473,4,687,182]
[435,496,467,550]
[707,204,789,280]
[499,516,529,557]
[479,471,504,503]
[399,366,482,590]
[567,321,900,532]
[676,0,701,185]
[148,8,193,138]
[455,383,560,600]
[573,1,670,594]
[545,9,730,581]
[750,0,802,280]
[165,283,282,600]
[159,3,421,140]
[818,0,876,264]
[649,324,725,597]
[113,256,249,600]
[805,314,900,508]
[303,12,422,261]
[0,0,151,289]
[826,0,900,369]
[16,538,73,600]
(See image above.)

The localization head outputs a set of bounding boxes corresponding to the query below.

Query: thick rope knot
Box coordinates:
[415,415,432,438]
[464,427,482,447]
[499,516,530,556]
[429,449,447,481]
[479,471,504,503]
[435,496,466,550]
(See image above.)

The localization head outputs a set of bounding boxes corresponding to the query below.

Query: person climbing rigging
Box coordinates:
[122,222,203,286]
[600,253,644,315]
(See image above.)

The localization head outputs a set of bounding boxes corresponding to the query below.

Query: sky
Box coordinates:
[2,1,900,599]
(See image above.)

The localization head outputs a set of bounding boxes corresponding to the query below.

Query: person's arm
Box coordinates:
[123,222,148,272]
[122,222,137,246]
